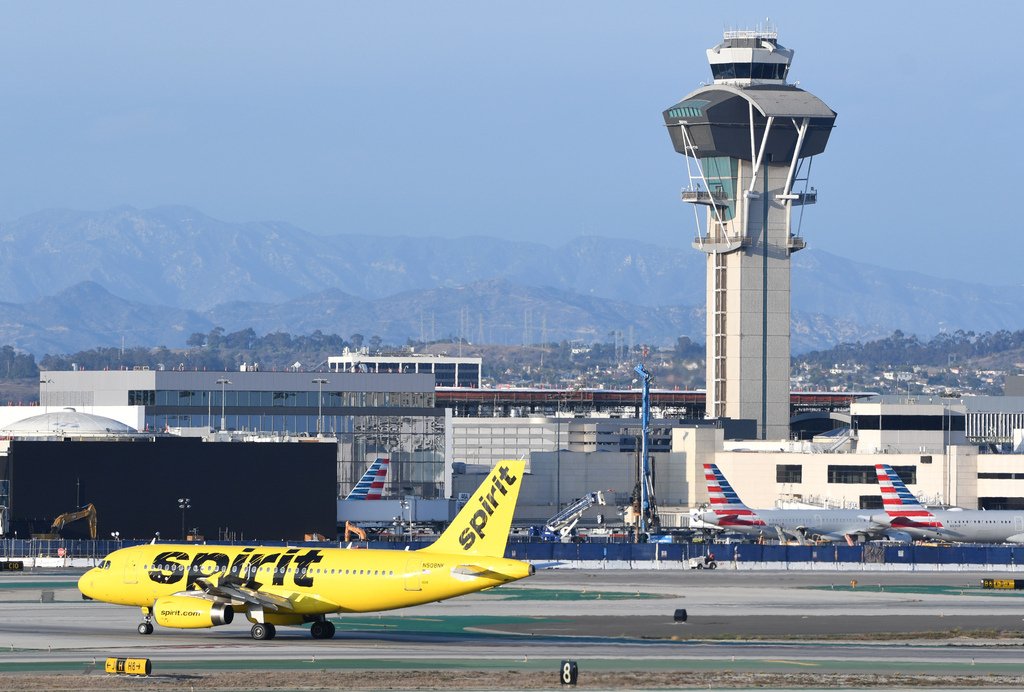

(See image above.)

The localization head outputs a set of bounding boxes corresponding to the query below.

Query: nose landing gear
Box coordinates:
[137,608,154,635]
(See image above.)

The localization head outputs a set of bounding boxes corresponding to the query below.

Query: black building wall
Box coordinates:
[7,438,337,540]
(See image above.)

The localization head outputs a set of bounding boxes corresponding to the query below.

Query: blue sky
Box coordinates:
[0,2,1019,285]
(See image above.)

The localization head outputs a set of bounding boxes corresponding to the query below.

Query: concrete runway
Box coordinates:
[2,568,1024,685]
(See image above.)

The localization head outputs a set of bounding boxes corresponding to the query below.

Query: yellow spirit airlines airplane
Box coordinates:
[78,461,532,640]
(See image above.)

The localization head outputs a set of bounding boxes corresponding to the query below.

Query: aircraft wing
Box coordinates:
[191,574,340,613]
[192,575,294,611]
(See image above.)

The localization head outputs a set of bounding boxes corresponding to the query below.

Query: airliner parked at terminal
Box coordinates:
[701,463,889,545]
[344,457,389,500]
[78,461,532,640]
[873,463,1024,543]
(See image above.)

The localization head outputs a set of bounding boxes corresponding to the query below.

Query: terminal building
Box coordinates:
[0,369,448,540]
[328,351,482,388]
[6,366,1024,538]
[34,369,445,501]
[452,394,1024,530]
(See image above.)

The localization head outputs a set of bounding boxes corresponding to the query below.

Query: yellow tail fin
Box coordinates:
[422,460,525,557]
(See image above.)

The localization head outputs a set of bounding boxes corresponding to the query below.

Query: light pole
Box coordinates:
[312,378,329,436]
[399,499,410,540]
[39,377,52,413]
[215,378,231,431]
[177,497,191,540]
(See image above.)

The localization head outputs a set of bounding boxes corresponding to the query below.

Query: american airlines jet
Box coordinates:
[345,458,390,500]
[701,463,890,545]
[873,463,1024,543]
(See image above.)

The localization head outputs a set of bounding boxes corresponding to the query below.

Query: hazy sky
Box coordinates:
[0,2,1019,285]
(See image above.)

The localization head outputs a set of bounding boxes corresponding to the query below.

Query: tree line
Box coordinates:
[799,329,1024,369]
[0,327,1018,381]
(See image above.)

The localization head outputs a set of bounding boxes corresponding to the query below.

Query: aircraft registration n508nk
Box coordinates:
[78,461,532,641]
[701,463,890,545]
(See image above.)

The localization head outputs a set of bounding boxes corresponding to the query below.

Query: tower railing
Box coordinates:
[681,187,729,208]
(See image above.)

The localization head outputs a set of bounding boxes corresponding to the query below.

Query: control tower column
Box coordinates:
[663,29,836,439]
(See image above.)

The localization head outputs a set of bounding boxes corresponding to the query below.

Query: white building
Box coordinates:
[328,350,481,388]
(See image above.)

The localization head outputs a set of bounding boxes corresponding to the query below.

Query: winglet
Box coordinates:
[422,460,525,557]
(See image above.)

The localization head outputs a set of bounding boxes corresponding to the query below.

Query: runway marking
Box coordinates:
[0,581,79,590]
[481,587,663,601]
[763,659,818,667]
[806,584,1024,597]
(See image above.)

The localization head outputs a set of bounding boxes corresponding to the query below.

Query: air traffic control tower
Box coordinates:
[663,30,835,439]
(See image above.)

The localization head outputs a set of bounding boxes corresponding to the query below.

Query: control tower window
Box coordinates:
[711,62,788,81]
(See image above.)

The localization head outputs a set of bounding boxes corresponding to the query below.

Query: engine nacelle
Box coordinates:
[153,596,233,629]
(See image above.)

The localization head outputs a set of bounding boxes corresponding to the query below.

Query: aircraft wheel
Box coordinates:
[251,623,276,641]
[311,620,336,639]
[137,622,153,635]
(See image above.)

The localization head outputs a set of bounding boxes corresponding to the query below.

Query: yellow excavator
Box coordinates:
[343,520,367,542]
[33,503,97,540]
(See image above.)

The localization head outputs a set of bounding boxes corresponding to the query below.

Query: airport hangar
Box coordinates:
[4,369,1024,539]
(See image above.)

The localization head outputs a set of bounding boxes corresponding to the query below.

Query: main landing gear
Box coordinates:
[250,622,277,640]
[310,620,336,640]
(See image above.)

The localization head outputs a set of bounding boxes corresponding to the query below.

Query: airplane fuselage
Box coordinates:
[705,508,882,543]
[79,543,531,619]
[882,510,1024,543]
[78,459,532,640]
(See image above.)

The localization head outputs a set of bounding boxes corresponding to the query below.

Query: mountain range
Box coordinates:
[0,205,1018,356]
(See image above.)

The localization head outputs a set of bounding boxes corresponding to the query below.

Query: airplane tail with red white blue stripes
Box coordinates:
[345,458,389,500]
[875,463,945,532]
[703,463,765,528]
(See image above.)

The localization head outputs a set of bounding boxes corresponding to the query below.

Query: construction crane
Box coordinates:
[541,491,606,541]
[36,503,97,540]
[633,363,660,539]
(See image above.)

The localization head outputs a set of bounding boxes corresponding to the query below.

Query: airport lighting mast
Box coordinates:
[663,27,836,439]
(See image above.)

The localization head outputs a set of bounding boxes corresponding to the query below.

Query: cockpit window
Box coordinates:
[98,560,111,569]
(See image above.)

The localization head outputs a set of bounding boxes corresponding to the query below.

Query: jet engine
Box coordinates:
[153,596,233,629]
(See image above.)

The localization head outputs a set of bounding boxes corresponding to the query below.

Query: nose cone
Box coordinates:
[694,511,720,527]
[77,570,97,600]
